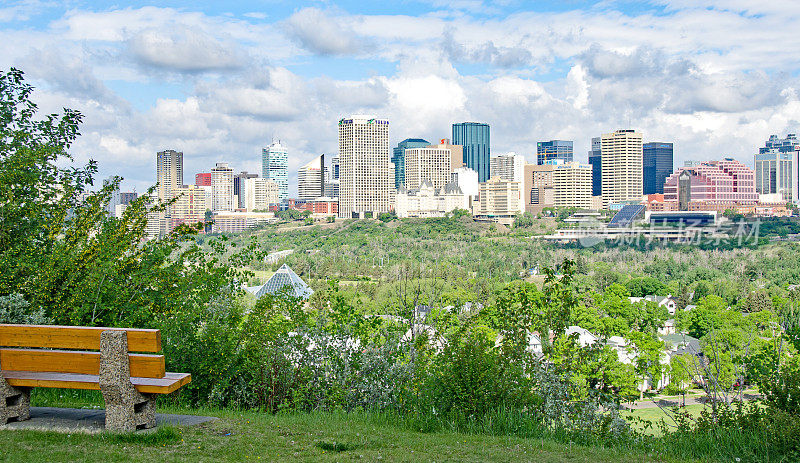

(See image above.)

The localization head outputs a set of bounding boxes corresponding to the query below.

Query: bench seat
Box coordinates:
[1,324,191,431]
[2,371,191,395]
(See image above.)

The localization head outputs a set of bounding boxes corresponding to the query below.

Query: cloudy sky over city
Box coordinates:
[2,0,800,193]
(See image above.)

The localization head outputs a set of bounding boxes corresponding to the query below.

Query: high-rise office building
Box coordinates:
[601,130,643,207]
[434,138,463,170]
[156,149,183,203]
[755,134,800,203]
[537,140,573,165]
[452,122,490,182]
[490,152,525,184]
[211,162,235,212]
[664,159,757,209]
[404,146,452,191]
[523,163,555,213]
[155,149,183,236]
[298,154,325,200]
[643,142,674,195]
[588,137,602,196]
[392,138,430,189]
[245,177,279,211]
[170,185,209,229]
[330,154,340,180]
[262,140,288,199]
[760,134,800,153]
[554,162,593,209]
[195,172,211,187]
[475,177,524,217]
[233,172,258,209]
[338,115,393,218]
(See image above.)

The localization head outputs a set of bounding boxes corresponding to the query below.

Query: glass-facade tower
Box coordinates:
[537,140,573,165]
[392,138,430,189]
[452,122,490,182]
[643,142,674,195]
[588,137,601,196]
[262,140,288,200]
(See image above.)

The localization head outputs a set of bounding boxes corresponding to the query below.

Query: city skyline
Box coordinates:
[3,2,800,195]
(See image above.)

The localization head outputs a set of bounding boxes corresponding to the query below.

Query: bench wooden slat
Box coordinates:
[0,324,161,352]
[1,371,191,395]
[0,348,166,378]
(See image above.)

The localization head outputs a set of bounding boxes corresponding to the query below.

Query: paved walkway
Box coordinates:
[0,407,217,433]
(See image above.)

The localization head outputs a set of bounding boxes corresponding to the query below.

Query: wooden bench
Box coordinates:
[0,324,191,431]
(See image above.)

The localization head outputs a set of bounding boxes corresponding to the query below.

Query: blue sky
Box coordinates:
[2,0,800,193]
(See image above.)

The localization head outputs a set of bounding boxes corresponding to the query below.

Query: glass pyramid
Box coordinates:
[255,264,313,300]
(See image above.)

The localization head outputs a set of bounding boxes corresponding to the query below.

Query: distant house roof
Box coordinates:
[254,264,313,300]
[660,333,701,357]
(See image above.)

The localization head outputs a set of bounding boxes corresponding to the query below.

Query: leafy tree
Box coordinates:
[625,277,668,297]
[378,211,397,222]
[0,68,252,327]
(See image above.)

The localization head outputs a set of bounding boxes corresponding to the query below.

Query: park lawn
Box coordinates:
[622,404,705,436]
[0,410,680,463]
[0,390,684,463]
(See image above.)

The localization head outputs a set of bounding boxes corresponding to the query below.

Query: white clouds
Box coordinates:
[128,27,244,72]
[284,8,366,55]
[4,2,800,193]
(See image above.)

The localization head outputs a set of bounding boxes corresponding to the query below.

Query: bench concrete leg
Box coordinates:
[0,377,30,425]
[99,330,157,432]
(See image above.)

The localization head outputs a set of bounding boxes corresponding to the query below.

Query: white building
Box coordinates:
[211,162,235,212]
[262,140,288,200]
[554,162,593,209]
[171,184,209,228]
[474,176,524,219]
[298,154,325,201]
[245,177,279,211]
[754,149,799,203]
[338,115,393,218]
[601,130,643,208]
[404,146,452,191]
[211,211,277,233]
[490,152,525,184]
[395,181,465,218]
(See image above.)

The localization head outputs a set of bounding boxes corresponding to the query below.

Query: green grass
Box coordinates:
[1,408,682,463]
[0,389,684,463]
[5,389,791,462]
[623,405,705,436]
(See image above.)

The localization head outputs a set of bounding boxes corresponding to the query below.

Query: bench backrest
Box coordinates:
[0,324,165,379]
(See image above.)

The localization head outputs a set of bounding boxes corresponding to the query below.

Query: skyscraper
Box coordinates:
[524,163,555,214]
[211,162,235,212]
[537,140,573,165]
[760,134,800,153]
[664,159,758,209]
[195,172,211,186]
[588,137,602,196]
[156,149,183,204]
[245,178,279,211]
[404,145,452,191]
[643,142,674,195]
[452,122,490,182]
[233,172,258,209]
[601,130,643,207]
[330,153,340,180]
[490,152,525,184]
[262,140,288,199]
[392,138,430,189]
[338,115,393,218]
[755,134,800,203]
[298,154,325,200]
[553,162,593,209]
